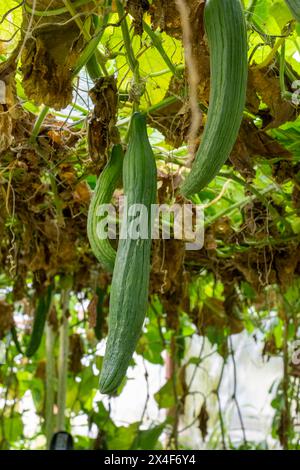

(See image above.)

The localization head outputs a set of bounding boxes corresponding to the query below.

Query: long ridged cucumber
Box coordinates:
[87,144,123,273]
[180,0,248,197]
[99,113,157,395]
[25,285,53,357]
[285,0,300,21]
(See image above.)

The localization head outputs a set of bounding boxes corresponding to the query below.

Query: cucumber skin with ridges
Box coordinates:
[87,144,123,273]
[180,0,248,197]
[99,113,157,395]
[25,285,52,358]
[285,0,300,21]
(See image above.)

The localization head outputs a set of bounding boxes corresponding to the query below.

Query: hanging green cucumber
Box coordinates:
[25,285,53,357]
[180,0,248,197]
[285,0,300,21]
[87,144,123,273]
[99,113,157,395]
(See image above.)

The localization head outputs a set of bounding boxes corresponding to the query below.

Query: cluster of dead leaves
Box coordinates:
[88,76,120,169]
[20,1,103,110]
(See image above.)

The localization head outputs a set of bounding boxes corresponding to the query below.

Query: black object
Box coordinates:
[50,431,73,450]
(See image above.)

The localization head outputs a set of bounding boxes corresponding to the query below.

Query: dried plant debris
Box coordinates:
[151,239,188,330]
[88,76,119,168]
[190,297,244,336]
[274,244,300,289]
[126,0,150,35]
[248,66,296,129]
[150,0,209,101]
[148,75,193,148]
[148,1,209,148]
[0,300,14,339]
[150,0,183,38]
[0,126,99,292]
[0,51,32,153]
[151,239,186,295]
[229,119,291,180]
[233,244,300,292]
[69,333,84,374]
[150,0,205,38]
[20,1,99,110]
[198,401,209,441]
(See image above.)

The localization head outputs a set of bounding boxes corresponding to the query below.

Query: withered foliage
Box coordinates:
[69,333,84,374]
[198,401,209,441]
[20,1,100,110]
[151,239,188,330]
[126,0,150,35]
[0,51,33,154]
[0,300,14,339]
[0,110,98,316]
[150,0,183,38]
[149,0,209,148]
[88,76,119,169]
[148,75,193,148]
[248,66,296,129]
[190,297,244,337]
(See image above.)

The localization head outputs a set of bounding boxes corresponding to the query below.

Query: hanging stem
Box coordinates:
[115,1,139,77]
[86,8,112,81]
[281,295,291,449]
[57,290,70,432]
[45,321,56,448]
[143,22,180,77]
[29,26,107,141]
[115,0,141,110]
[63,0,108,76]
[279,41,292,100]
[29,106,49,143]
[215,359,226,450]
[245,0,259,21]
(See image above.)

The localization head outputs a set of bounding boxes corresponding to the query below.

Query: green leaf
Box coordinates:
[270,1,291,29]
[131,423,165,450]
[4,414,23,442]
[107,422,139,450]
[154,378,183,409]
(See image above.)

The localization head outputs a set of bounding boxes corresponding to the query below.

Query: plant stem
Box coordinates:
[57,290,70,432]
[45,321,56,448]
[63,0,108,75]
[245,0,259,20]
[29,106,49,143]
[115,0,141,110]
[115,1,139,77]
[281,296,291,449]
[86,9,111,81]
[279,41,292,100]
[205,183,277,226]
[256,37,285,70]
[143,22,180,77]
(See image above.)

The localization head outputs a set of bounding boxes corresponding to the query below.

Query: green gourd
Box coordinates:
[25,285,52,357]
[87,144,123,273]
[99,113,157,395]
[180,0,248,197]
